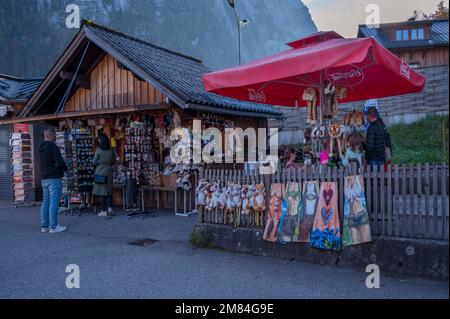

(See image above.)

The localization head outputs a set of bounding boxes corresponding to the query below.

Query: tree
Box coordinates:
[410,0,449,20]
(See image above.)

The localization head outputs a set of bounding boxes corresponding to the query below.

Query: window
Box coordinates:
[418,28,424,39]
[411,28,425,41]
[403,30,409,41]
[395,29,410,41]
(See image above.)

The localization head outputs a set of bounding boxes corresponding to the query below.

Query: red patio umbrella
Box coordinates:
[203,31,426,114]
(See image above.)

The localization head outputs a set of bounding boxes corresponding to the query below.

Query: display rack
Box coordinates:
[57,128,95,216]
[10,133,35,207]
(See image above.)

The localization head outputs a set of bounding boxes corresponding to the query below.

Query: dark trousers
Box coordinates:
[126,178,138,207]
[101,195,112,211]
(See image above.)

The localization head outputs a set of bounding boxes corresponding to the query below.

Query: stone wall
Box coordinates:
[269,65,449,145]
[196,224,449,281]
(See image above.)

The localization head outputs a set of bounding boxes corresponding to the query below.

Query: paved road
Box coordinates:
[0,204,448,299]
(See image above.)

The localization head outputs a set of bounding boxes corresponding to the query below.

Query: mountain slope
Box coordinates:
[0,0,317,77]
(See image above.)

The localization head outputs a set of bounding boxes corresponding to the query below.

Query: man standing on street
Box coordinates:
[39,128,68,233]
[365,107,391,168]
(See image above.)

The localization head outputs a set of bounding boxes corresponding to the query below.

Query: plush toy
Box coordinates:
[205,182,218,223]
[217,185,228,224]
[240,185,250,225]
[210,183,225,224]
[232,183,242,227]
[195,179,209,223]
[223,181,235,225]
[329,124,343,159]
[253,182,267,227]
[302,87,317,125]
[304,151,315,167]
[311,125,326,158]
[246,184,256,226]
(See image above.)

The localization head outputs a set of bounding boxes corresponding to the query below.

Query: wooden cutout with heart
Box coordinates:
[323,189,333,206]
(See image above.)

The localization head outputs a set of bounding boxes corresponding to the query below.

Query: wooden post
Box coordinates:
[380,164,385,236]
[387,164,393,236]
[432,164,439,239]
[416,163,422,237]
[441,163,448,239]
[366,164,372,228]
[394,165,400,237]
[409,164,415,237]
[401,164,407,237]
[424,163,430,238]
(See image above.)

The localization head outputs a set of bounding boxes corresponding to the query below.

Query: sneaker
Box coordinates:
[107,208,114,216]
[49,225,67,233]
[41,227,49,233]
[98,211,107,217]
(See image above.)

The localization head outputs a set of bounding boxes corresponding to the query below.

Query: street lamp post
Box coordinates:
[227,0,249,65]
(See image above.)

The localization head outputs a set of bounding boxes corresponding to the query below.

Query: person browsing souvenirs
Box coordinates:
[92,133,116,218]
[365,107,391,168]
[39,128,68,233]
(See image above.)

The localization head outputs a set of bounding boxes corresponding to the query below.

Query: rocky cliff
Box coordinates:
[0,0,317,77]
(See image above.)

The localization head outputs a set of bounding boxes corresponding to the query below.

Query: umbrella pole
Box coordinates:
[319,70,324,125]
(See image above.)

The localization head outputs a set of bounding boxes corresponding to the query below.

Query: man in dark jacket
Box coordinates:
[365,107,388,167]
[39,128,68,233]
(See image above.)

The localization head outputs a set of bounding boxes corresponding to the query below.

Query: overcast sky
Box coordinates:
[304,0,443,37]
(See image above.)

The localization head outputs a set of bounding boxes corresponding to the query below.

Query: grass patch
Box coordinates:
[390,115,449,164]
[190,228,215,249]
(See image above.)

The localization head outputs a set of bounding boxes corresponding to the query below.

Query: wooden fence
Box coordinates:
[199,163,449,241]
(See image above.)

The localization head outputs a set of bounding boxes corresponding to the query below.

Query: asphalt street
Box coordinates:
[0,202,448,299]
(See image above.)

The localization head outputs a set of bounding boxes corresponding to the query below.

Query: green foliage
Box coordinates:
[190,228,215,249]
[390,115,449,164]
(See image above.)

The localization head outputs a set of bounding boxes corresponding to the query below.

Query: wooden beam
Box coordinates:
[21,31,88,117]
[59,70,91,89]
[0,103,170,125]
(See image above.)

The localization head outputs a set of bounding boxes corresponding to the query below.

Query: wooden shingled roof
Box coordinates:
[20,20,282,119]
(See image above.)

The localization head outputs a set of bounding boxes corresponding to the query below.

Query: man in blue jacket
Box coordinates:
[38,128,68,233]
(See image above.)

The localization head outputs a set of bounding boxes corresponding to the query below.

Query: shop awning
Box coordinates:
[203,31,426,107]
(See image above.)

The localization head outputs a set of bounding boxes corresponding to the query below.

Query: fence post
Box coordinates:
[432,163,438,239]
[424,163,430,238]
[416,163,422,238]
[380,163,386,236]
[387,164,393,236]
[441,162,448,239]
[394,164,400,237]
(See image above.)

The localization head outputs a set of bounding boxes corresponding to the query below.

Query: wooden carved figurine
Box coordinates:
[246,184,256,226]
[232,183,242,227]
[196,179,209,223]
[223,181,235,225]
[253,182,267,227]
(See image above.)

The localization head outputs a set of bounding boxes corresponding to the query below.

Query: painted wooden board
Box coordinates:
[263,183,283,242]
[294,181,319,242]
[342,175,372,246]
[309,182,341,251]
[277,182,301,243]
